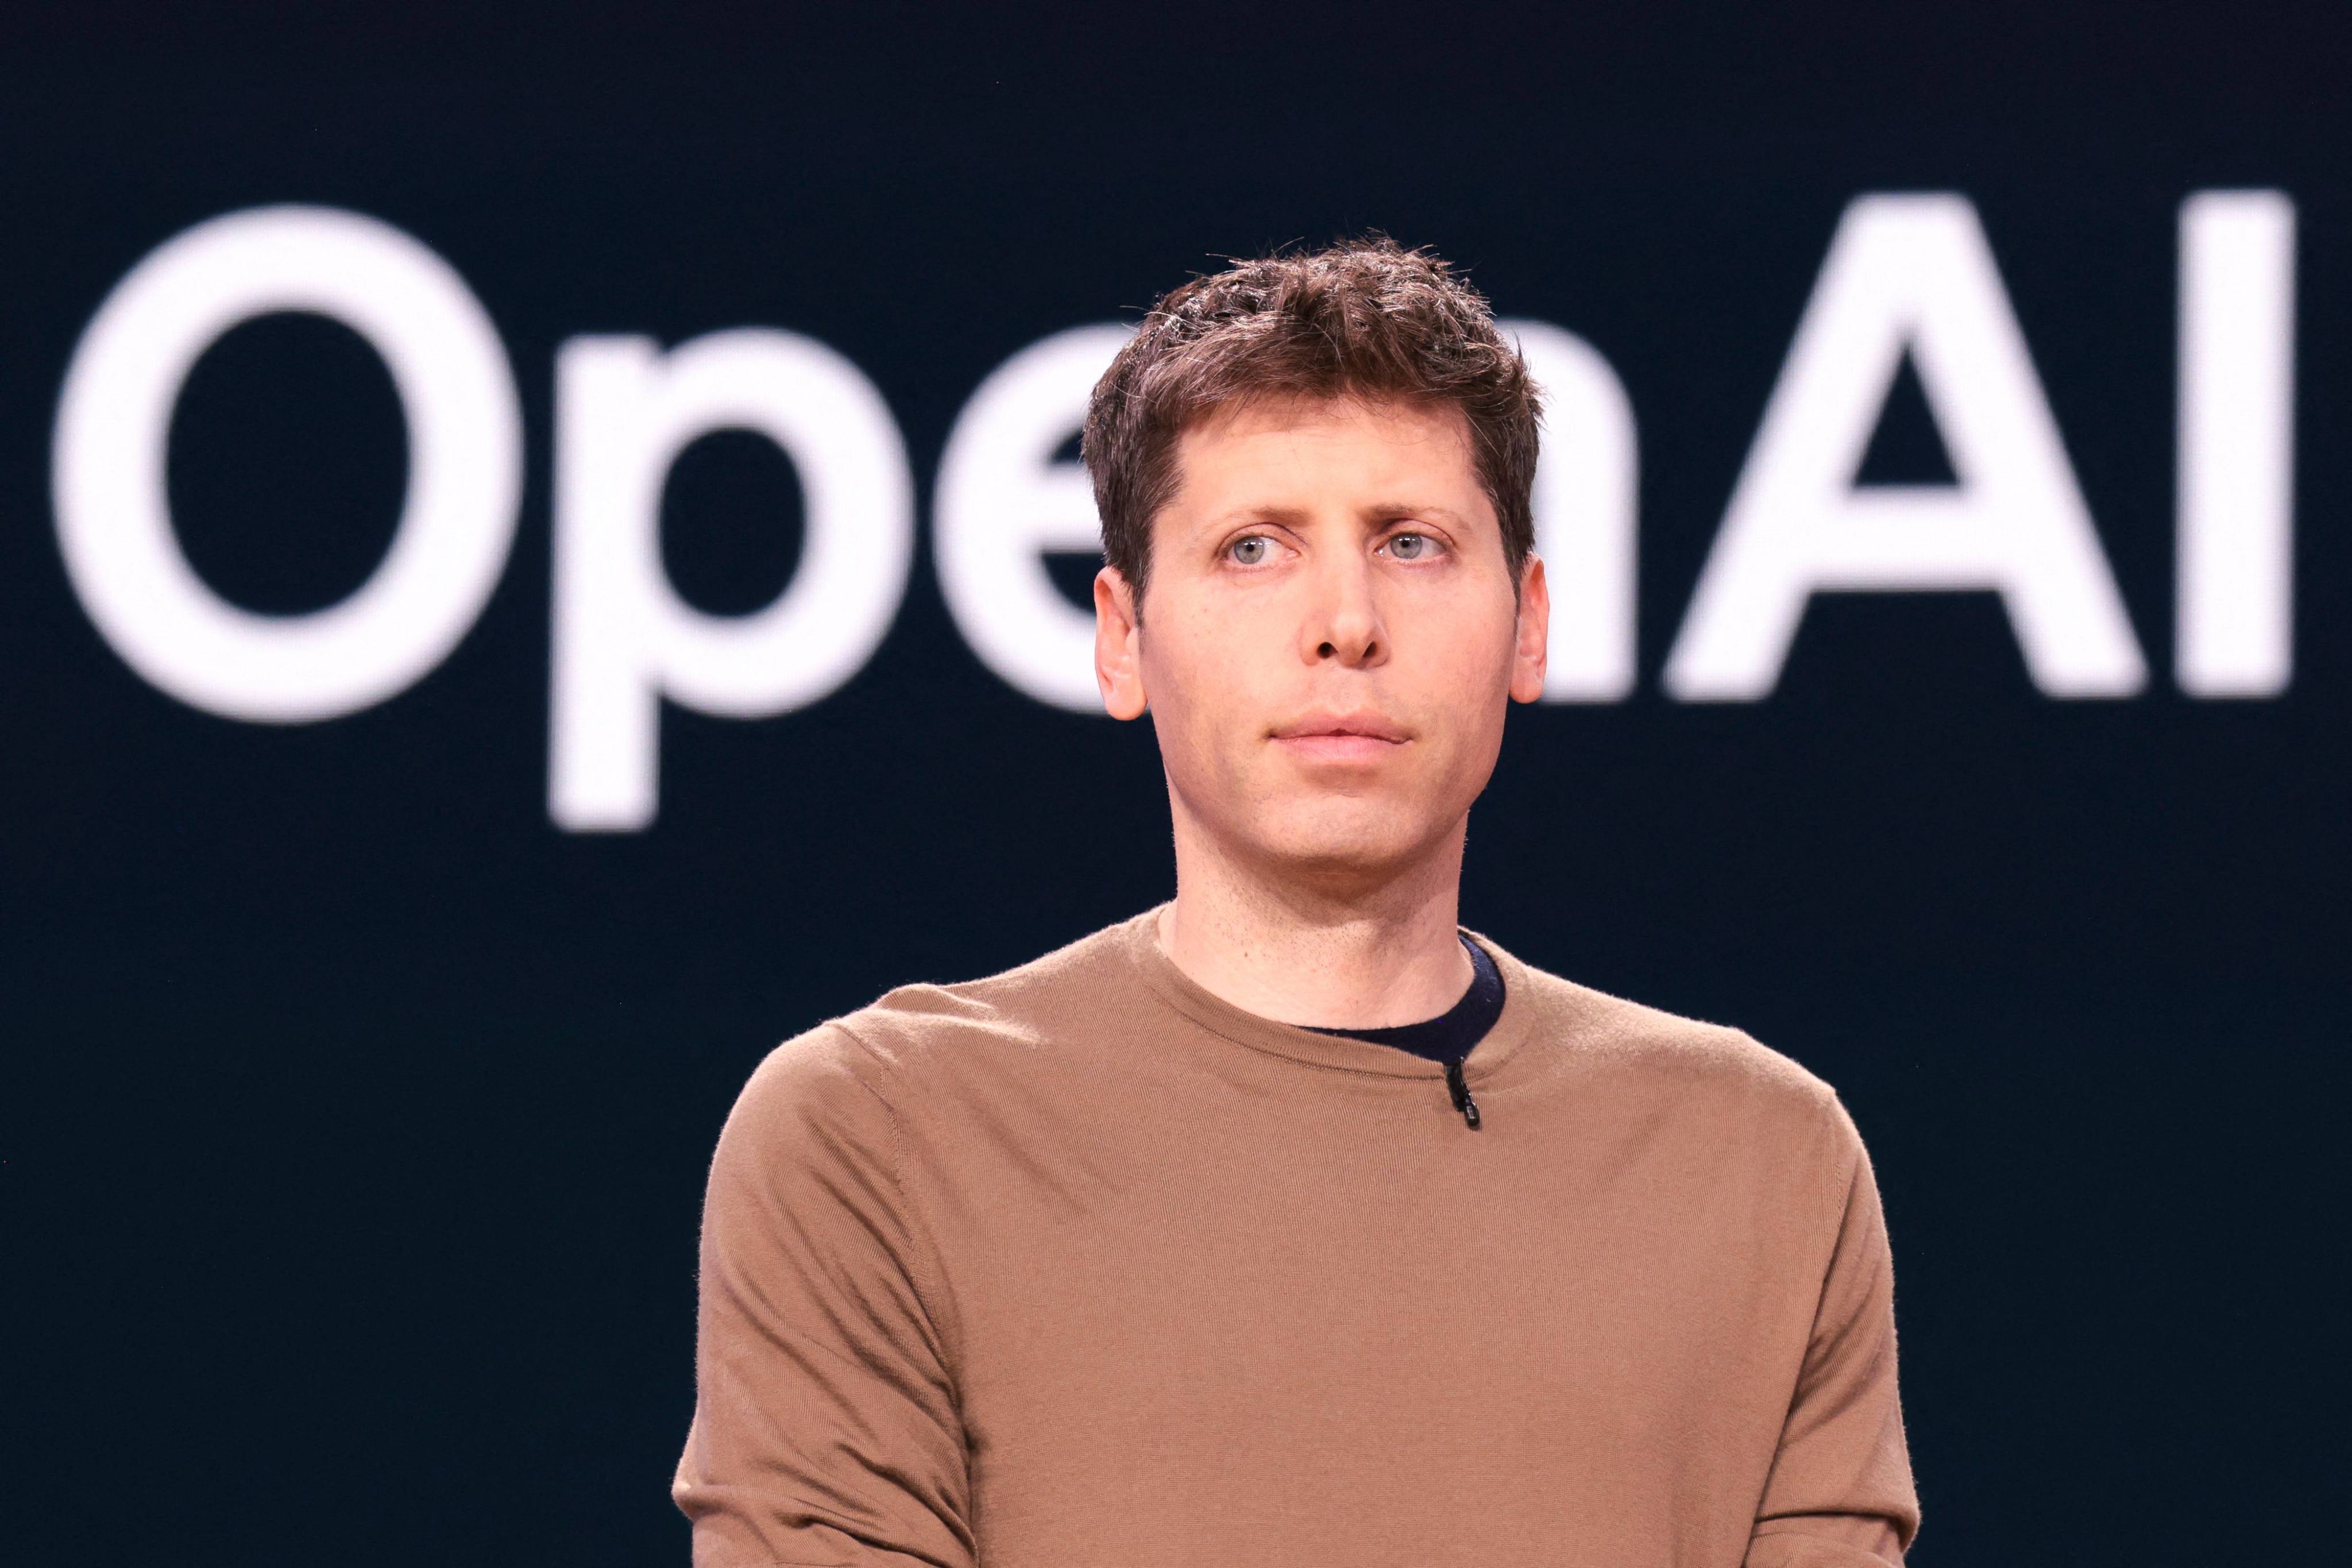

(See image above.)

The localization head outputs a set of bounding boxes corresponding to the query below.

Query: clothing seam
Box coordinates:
[1746,1514,1907,1562]
[1797,1090,1864,1363]
[1298,934,1499,1057]
[754,1484,956,1565]
[1751,1516,1887,1537]
[1161,1000,1471,1082]
[1137,948,1507,1084]
[1121,905,1535,1083]
[822,1019,971,1423]
[1822,1094,1864,1254]
[1744,1076,1870,1537]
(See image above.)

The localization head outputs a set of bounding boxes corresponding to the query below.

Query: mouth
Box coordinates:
[1268,711,1412,764]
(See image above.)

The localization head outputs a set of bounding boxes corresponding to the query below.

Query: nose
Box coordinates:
[1301,549,1387,669]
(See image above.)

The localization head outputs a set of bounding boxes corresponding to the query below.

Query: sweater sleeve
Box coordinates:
[673,1024,975,1568]
[1745,1103,1921,1568]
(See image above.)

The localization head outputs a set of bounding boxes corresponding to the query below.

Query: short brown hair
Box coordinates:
[1082,235,1542,606]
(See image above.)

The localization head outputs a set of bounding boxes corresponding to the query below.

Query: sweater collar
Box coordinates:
[1117,903,1539,1084]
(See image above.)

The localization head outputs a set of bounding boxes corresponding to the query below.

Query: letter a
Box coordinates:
[1664,195,2144,700]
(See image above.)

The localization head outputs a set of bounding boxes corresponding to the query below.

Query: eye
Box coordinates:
[1385,531,1442,561]
[1228,535,1273,566]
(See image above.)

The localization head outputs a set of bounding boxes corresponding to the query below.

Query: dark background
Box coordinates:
[3,3,2346,1562]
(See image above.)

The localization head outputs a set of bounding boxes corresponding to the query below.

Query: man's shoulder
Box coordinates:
[1497,944,1847,1134]
[706,929,1130,1234]
[755,913,1144,1098]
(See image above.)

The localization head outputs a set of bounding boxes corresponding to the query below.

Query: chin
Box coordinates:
[1242,805,1438,886]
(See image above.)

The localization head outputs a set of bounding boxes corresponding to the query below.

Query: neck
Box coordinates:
[1156,809,1474,1030]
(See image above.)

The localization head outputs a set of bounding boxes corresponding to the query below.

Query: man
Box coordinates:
[674,238,1920,1566]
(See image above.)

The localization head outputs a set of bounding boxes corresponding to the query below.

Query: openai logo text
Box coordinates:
[52,195,2294,831]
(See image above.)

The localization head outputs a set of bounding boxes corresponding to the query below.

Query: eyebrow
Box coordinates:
[1214,505,1311,530]
[1207,503,1481,531]
[1360,503,1476,529]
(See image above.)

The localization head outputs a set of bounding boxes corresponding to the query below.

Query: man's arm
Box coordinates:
[673,1024,974,1568]
[1747,1103,1921,1567]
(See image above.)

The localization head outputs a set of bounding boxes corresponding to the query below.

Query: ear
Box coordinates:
[1094,566,1149,719]
[1508,553,1550,704]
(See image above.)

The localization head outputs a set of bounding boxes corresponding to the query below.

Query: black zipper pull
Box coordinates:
[1444,1059,1481,1130]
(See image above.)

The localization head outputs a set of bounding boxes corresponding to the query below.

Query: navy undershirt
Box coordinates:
[1302,934,1504,1065]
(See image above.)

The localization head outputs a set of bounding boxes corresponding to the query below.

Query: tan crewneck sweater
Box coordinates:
[674,908,1919,1566]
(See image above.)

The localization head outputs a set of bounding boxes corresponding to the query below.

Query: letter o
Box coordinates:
[52,205,523,720]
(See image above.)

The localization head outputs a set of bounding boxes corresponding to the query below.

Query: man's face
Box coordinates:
[1093,394,1549,891]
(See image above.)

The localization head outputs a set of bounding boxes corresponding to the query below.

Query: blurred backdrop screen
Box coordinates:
[3,6,2345,1565]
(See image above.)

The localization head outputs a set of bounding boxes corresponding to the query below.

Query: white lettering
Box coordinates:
[1501,320,1639,701]
[2177,190,2296,697]
[1664,195,2146,700]
[52,205,522,720]
[934,323,1131,712]
[550,330,914,831]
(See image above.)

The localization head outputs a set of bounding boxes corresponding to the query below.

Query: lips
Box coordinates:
[1269,710,1411,760]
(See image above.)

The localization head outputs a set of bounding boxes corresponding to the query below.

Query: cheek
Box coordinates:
[1409,632,1517,770]
[1142,620,1248,756]
[1157,592,1271,688]
[1414,615,1519,710]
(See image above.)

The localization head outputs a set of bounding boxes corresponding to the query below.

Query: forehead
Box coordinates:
[1168,394,1481,504]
